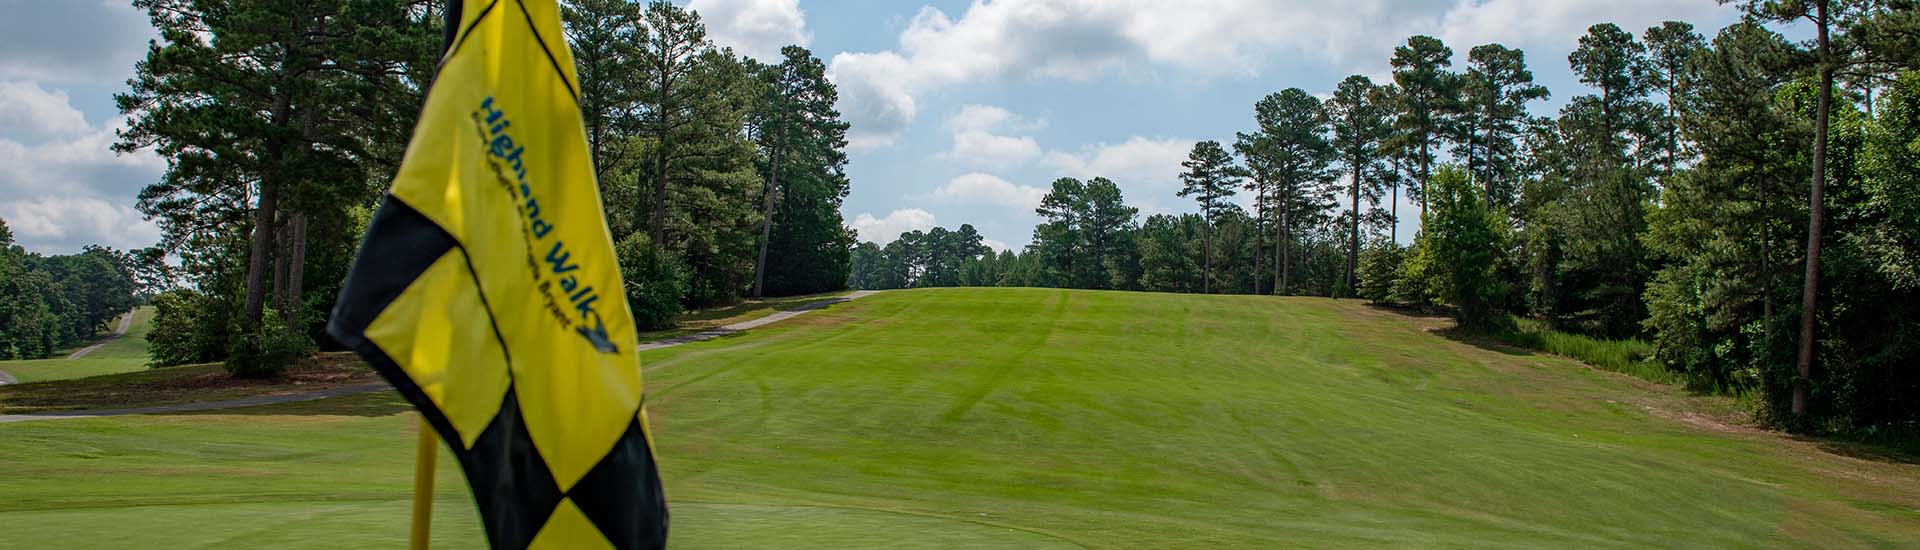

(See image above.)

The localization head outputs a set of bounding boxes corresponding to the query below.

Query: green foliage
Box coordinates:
[1136,214,1206,294]
[753,46,856,297]
[224,310,312,378]
[1389,35,1459,206]
[1356,239,1405,303]
[146,289,232,367]
[1854,71,1920,289]
[1029,177,1138,289]
[0,232,140,360]
[615,234,689,331]
[1494,318,1675,385]
[1178,141,1242,293]
[1454,43,1549,208]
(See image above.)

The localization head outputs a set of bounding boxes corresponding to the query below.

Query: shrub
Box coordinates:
[224,310,312,378]
[1357,239,1404,304]
[616,233,688,331]
[147,289,233,367]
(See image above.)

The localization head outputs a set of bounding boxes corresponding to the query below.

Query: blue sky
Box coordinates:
[0,0,1754,255]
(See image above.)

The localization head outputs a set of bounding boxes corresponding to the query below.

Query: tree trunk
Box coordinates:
[273,215,290,311]
[1419,138,1431,228]
[651,59,672,248]
[1279,182,1291,295]
[1202,205,1212,294]
[1253,179,1264,295]
[244,91,291,325]
[1391,182,1400,244]
[1347,161,1361,297]
[752,139,780,298]
[1483,99,1497,209]
[1793,2,1832,417]
[285,213,307,326]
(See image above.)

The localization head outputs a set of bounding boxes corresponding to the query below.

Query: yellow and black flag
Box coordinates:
[326,0,665,548]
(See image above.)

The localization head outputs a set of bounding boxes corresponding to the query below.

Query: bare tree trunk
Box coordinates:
[1280,181,1291,295]
[1390,182,1399,244]
[273,216,290,311]
[1253,179,1264,295]
[752,140,780,298]
[651,57,672,248]
[244,92,291,325]
[1347,162,1361,296]
[1419,137,1431,229]
[1762,182,1773,324]
[285,213,307,326]
[1794,2,1833,417]
[1202,204,1212,294]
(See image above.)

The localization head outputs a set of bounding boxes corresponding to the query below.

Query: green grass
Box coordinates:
[3,288,1917,548]
[638,291,853,341]
[0,307,154,383]
[1486,316,1679,385]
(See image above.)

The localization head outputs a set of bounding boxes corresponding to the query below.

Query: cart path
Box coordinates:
[636,290,879,351]
[65,308,138,360]
[0,291,881,422]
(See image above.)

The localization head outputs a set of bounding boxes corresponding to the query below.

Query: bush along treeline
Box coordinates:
[854,3,1920,439]
[121,0,854,376]
[0,218,153,359]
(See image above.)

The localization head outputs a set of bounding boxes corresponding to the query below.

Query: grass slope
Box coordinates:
[2,288,1916,548]
[0,307,154,383]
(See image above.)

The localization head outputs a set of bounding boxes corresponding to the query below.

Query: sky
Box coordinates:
[0,0,1758,256]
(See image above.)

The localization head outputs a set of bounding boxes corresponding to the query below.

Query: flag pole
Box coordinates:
[410,416,438,550]
[411,4,460,547]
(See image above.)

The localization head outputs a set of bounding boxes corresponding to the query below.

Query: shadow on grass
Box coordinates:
[1431,325,1536,357]
[1381,306,1920,467]
[161,390,411,418]
[1809,438,1920,466]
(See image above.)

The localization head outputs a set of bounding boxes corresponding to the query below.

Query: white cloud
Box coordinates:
[1436,0,1727,59]
[1043,136,1195,190]
[1,195,161,251]
[0,81,92,141]
[931,173,1048,211]
[689,0,812,62]
[938,105,1044,167]
[828,0,1735,147]
[0,81,166,254]
[982,238,1010,252]
[850,208,937,244]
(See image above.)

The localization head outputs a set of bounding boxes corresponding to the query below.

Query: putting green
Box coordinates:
[2,288,1917,548]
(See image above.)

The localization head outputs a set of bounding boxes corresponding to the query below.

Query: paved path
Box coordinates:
[0,291,880,422]
[0,368,13,386]
[637,290,879,351]
[66,308,137,360]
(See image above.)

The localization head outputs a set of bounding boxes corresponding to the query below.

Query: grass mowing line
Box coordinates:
[3,288,1918,548]
[671,500,1094,549]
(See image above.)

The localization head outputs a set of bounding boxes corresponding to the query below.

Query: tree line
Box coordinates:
[0,219,152,359]
[852,0,1920,435]
[117,0,855,375]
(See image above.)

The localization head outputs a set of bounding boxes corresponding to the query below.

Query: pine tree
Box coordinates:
[1325,75,1392,295]
[1178,141,1242,294]
[1243,89,1335,294]
[1455,44,1550,210]
[750,46,853,297]
[1389,35,1459,226]
[1644,21,1707,189]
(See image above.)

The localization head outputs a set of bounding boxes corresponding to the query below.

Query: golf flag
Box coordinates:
[326,0,666,548]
